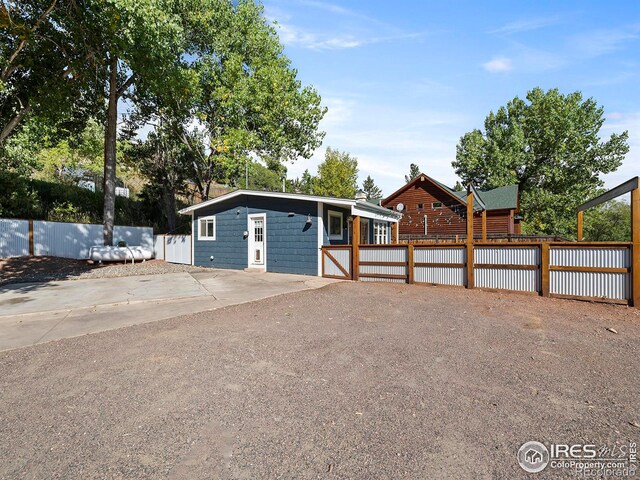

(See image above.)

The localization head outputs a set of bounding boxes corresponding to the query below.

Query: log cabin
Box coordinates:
[381,173,520,238]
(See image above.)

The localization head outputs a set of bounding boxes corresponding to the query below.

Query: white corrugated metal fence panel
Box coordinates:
[359,265,406,276]
[414,266,465,286]
[359,276,405,283]
[153,236,165,260]
[164,235,191,264]
[33,221,103,259]
[550,271,630,300]
[359,247,407,263]
[550,247,630,268]
[475,268,539,292]
[474,247,539,265]
[0,219,29,258]
[324,248,350,276]
[414,247,465,264]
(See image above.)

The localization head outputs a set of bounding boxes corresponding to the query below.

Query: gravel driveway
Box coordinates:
[1,282,639,479]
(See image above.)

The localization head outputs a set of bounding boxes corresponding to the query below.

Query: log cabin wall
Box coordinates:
[382,178,516,236]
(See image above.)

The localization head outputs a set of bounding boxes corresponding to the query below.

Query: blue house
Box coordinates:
[179,190,401,276]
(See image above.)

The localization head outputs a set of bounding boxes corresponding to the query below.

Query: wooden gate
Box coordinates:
[321,246,352,280]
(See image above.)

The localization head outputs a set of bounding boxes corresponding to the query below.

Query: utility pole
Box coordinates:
[245,158,249,189]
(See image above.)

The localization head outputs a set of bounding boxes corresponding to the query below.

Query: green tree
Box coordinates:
[289,169,315,194]
[453,181,464,192]
[452,87,629,237]
[583,200,631,242]
[0,1,100,148]
[132,0,326,202]
[362,175,382,199]
[405,163,420,183]
[314,147,358,198]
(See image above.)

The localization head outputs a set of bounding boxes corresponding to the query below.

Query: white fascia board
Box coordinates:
[351,205,400,222]
[179,190,355,215]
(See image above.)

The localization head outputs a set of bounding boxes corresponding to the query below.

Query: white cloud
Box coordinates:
[274,22,426,51]
[488,16,562,35]
[482,57,513,72]
[286,96,470,194]
[569,25,640,57]
[600,112,640,190]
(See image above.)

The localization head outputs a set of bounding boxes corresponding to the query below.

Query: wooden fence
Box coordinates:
[321,242,634,306]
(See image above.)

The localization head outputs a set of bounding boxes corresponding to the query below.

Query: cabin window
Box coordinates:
[328,210,343,240]
[417,203,424,211]
[432,201,443,209]
[198,216,216,240]
[374,221,389,244]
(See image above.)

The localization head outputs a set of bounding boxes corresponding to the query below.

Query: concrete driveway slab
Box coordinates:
[0,272,209,316]
[0,269,340,351]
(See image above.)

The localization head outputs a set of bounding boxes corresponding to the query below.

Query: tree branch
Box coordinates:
[0,103,31,145]
[117,74,136,98]
[2,0,58,82]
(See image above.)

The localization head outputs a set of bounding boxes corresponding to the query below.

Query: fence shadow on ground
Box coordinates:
[0,256,96,291]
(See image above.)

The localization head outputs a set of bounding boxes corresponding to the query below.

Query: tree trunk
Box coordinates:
[162,183,177,232]
[0,104,31,146]
[102,55,118,246]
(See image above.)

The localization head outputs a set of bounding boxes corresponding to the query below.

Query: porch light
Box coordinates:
[306,214,313,224]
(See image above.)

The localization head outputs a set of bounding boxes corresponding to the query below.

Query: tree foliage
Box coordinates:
[452,87,629,237]
[362,175,382,199]
[583,200,631,242]
[314,147,358,198]
[405,163,420,183]
[132,0,326,202]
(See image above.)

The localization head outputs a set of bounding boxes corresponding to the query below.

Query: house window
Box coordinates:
[417,203,424,210]
[360,218,370,245]
[432,201,443,209]
[374,221,389,244]
[198,216,216,240]
[328,210,343,240]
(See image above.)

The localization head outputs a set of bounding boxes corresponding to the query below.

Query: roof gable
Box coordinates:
[382,173,466,207]
[383,173,518,211]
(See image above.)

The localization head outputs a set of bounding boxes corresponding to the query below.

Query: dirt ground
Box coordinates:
[0,257,207,286]
[1,282,639,479]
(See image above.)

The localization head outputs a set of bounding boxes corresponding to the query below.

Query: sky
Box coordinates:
[263,0,640,197]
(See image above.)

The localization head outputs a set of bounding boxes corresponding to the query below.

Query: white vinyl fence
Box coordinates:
[0,219,29,258]
[0,218,153,260]
[153,235,192,265]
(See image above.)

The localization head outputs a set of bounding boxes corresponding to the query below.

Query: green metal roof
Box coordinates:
[452,184,518,210]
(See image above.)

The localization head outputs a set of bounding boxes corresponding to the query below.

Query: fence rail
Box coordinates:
[321,241,635,306]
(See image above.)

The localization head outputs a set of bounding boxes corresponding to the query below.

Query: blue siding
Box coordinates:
[193,195,319,276]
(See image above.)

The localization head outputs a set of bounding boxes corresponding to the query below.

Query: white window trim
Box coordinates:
[374,220,389,245]
[327,210,343,240]
[198,215,216,241]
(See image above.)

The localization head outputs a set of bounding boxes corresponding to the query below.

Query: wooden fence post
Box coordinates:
[631,188,640,307]
[391,222,398,244]
[466,187,474,289]
[28,219,34,256]
[577,211,583,241]
[407,244,414,284]
[481,209,487,241]
[352,216,360,281]
[541,242,550,297]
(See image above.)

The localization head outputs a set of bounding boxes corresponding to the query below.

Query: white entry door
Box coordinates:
[248,214,266,269]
